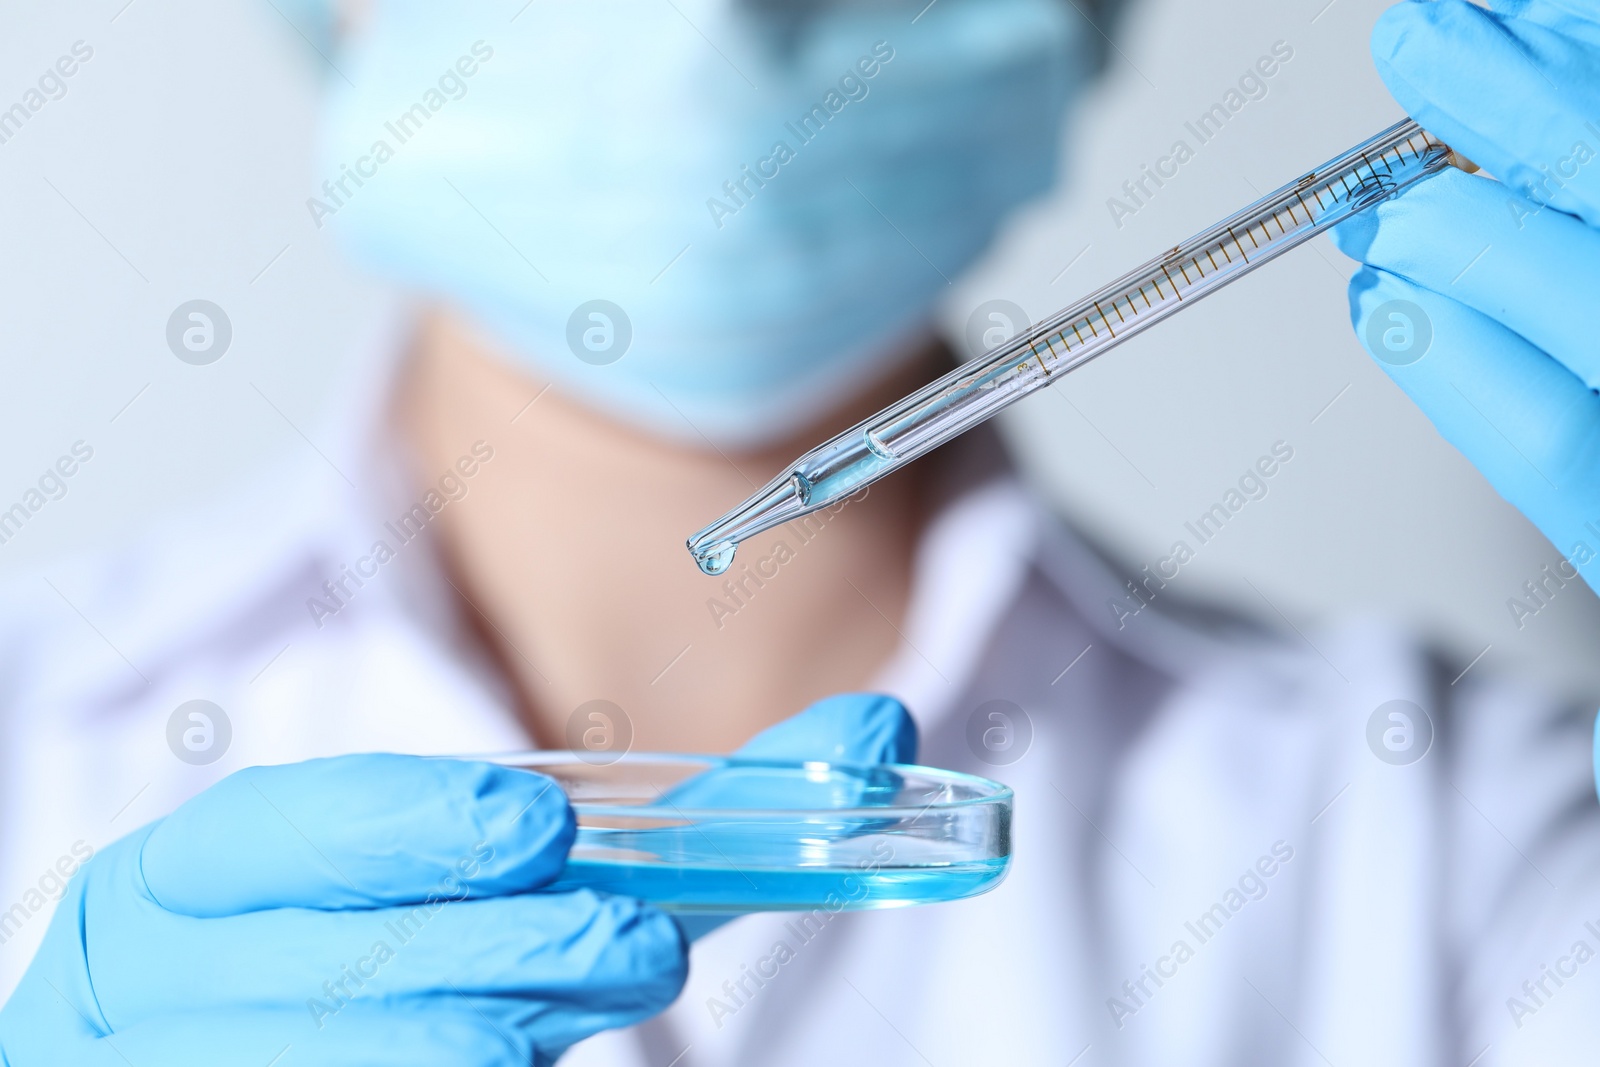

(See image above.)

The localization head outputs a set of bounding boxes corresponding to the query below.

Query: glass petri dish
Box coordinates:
[488,752,1012,913]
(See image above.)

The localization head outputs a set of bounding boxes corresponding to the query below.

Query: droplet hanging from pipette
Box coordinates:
[693,540,738,576]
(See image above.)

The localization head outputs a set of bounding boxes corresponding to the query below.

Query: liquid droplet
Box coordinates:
[694,540,737,576]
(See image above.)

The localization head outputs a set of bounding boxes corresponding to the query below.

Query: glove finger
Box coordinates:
[1331,166,1600,387]
[666,693,916,941]
[736,692,918,764]
[658,691,918,810]
[1372,0,1600,227]
[80,1005,541,1067]
[1348,268,1600,574]
[91,856,688,1042]
[140,754,573,916]
[1501,0,1600,45]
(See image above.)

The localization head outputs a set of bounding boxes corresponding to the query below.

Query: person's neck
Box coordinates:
[397,309,930,753]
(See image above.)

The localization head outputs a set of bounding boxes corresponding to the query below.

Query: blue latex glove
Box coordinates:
[678,692,918,808]
[735,691,917,764]
[0,694,912,1064]
[674,692,918,938]
[1331,0,1600,601]
[668,692,917,809]
[0,756,684,1066]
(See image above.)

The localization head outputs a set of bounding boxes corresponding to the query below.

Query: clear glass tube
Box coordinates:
[688,118,1455,576]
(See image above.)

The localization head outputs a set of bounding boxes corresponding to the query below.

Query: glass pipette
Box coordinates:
[687,118,1457,576]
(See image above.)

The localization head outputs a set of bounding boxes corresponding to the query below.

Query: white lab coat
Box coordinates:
[3,317,1598,1066]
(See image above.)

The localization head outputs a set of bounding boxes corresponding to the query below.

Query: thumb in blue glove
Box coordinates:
[735,691,918,765]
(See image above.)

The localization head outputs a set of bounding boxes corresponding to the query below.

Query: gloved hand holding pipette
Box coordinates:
[1334,0,1600,601]
[0,696,914,1066]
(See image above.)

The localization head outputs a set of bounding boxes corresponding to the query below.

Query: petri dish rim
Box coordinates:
[459,750,1014,821]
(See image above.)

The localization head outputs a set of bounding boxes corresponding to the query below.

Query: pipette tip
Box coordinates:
[686,475,806,575]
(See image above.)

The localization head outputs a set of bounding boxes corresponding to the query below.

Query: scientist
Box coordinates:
[4,0,1600,1064]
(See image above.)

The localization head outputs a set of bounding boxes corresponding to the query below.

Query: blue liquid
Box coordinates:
[546,855,1009,913]
[693,540,737,576]
[526,760,1012,913]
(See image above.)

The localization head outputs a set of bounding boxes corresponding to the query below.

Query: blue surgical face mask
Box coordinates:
[316,0,1086,447]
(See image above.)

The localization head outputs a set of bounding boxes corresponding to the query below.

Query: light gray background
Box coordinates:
[2,0,1596,698]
